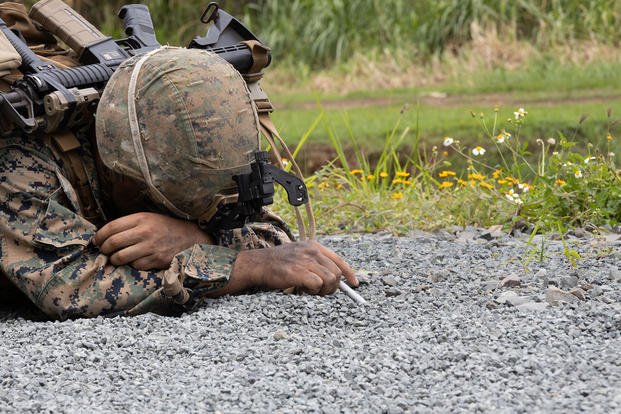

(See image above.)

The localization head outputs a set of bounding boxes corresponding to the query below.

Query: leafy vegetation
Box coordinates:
[274,106,620,235]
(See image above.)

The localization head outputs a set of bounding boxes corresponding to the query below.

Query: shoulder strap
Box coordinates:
[50,131,104,226]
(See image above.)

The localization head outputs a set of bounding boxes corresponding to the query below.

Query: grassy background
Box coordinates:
[23,1,621,166]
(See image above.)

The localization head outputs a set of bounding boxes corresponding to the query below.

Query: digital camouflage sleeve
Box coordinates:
[0,135,294,320]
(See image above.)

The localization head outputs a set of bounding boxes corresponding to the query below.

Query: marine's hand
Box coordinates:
[94,212,213,270]
[226,240,358,295]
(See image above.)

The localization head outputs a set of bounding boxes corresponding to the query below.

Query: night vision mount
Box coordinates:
[205,150,308,232]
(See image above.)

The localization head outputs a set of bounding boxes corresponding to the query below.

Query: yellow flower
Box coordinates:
[555,179,567,186]
[438,181,454,189]
[336,183,343,190]
[607,133,613,142]
[479,181,494,189]
[497,179,508,185]
[457,179,468,186]
[367,174,375,180]
[574,170,583,179]
[318,181,330,189]
[467,173,486,180]
[390,192,404,200]
[392,178,405,185]
[438,170,457,178]
[402,180,413,186]
[442,151,449,157]
[350,169,363,175]
[492,170,502,179]
[396,171,411,178]
[380,171,389,178]
[307,182,315,189]
[506,176,519,184]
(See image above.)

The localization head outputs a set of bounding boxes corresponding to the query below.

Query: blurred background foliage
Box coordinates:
[24,0,621,69]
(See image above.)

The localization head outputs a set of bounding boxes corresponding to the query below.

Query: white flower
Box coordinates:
[514,107,528,120]
[443,137,455,146]
[472,146,486,156]
[547,138,556,145]
[518,183,530,192]
[552,151,559,156]
[574,170,583,178]
[496,130,511,143]
[505,189,523,205]
[609,152,615,157]
[584,156,596,164]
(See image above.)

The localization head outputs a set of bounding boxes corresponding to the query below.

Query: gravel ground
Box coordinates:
[1,228,620,413]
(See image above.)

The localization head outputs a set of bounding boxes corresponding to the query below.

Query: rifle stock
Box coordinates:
[0,0,269,134]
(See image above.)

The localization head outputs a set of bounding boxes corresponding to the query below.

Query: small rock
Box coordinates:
[495,291,530,306]
[499,274,522,288]
[385,287,402,297]
[495,291,518,304]
[413,284,432,293]
[273,329,289,340]
[456,231,477,244]
[569,288,586,300]
[572,228,589,238]
[590,286,604,298]
[483,280,499,292]
[560,275,579,290]
[356,274,371,285]
[381,276,398,287]
[428,269,450,283]
[608,268,621,283]
[546,287,579,305]
[516,302,549,312]
[534,269,548,278]
[486,301,498,310]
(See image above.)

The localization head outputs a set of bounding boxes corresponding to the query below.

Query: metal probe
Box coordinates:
[339,280,367,306]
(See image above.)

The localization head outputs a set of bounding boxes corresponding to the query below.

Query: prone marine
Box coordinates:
[0,1,358,319]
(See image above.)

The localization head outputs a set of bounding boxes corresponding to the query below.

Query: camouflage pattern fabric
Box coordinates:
[0,134,293,320]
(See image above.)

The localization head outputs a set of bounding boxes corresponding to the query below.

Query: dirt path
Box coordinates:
[285,91,621,111]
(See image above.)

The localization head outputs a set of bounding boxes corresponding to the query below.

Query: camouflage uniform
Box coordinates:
[0,23,294,320]
[0,133,293,319]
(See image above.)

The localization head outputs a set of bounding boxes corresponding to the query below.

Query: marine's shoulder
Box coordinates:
[0,134,54,157]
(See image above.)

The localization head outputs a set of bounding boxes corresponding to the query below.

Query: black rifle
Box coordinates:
[0,1,270,134]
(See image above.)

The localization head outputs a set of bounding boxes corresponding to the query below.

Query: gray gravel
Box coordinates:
[1,228,620,413]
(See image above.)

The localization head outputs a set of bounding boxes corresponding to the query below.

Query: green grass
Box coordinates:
[272,96,621,160]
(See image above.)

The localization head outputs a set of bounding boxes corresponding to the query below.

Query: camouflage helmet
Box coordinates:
[95,47,260,222]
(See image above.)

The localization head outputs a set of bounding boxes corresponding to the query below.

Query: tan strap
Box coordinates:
[257,112,316,240]
[51,131,102,225]
[0,2,56,45]
[241,40,270,82]
[0,31,21,78]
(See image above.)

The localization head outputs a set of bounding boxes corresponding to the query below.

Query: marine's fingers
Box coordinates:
[109,244,150,267]
[94,215,140,246]
[131,255,166,271]
[313,242,358,287]
[307,263,339,295]
[97,228,144,255]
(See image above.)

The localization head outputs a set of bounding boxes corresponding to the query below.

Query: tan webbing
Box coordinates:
[51,131,103,225]
[257,111,316,240]
[0,31,21,78]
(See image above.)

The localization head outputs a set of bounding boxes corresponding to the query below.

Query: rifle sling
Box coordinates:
[51,131,102,226]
